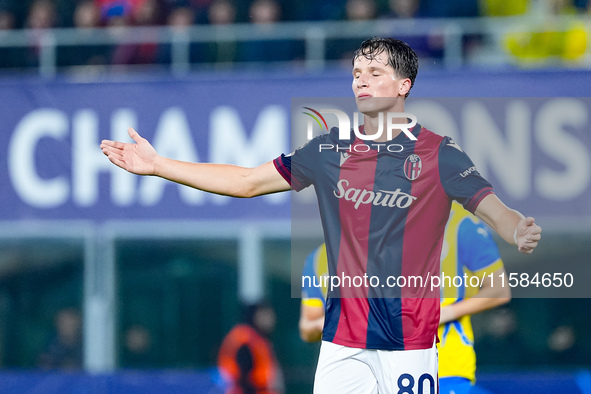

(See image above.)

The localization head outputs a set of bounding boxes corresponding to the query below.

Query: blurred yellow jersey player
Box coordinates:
[299,203,511,393]
[438,202,511,394]
[299,244,328,343]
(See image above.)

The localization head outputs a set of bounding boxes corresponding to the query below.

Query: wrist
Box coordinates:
[513,227,518,245]
[447,304,456,322]
[152,155,164,177]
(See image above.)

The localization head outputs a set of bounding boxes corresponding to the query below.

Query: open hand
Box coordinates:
[100,128,157,175]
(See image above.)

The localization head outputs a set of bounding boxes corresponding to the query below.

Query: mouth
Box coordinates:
[358,93,372,99]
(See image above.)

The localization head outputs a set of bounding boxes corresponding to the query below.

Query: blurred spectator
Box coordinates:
[474,308,526,365]
[58,0,109,68]
[169,5,195,27]
[388,0,421,18]
[0,7,14,29]
[38,308,83,370]
[0,0,24,28]
[134,0,166,25]
[208,0,235,25]
[96,0,146,23]
[111,0,162,65]
[546,323,586,364]
[548,325,575,352]
[122,324,157,368]
[327,0,377,64]
[218,301,284,394]
[249,0,280,24]
[27,0,57,29]
[75,0,103,28]
[239,0,300,63]
[345,0,377,21]
[0,8,27,68]
[24,0,57,67]
[504,0,587,65]
[157,6,202,65]
[481,0,529,16]
[383,0,446,61]
[206,0,237,64]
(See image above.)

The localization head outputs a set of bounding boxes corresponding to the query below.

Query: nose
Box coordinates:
[356,74,369,89]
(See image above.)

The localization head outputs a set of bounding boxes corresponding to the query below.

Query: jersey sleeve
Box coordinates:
[438,137,494,213]
[273,137,320,192]
[458,218,503,273]
[301,249,325,307]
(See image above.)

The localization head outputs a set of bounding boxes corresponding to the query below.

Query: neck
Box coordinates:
[362,102,407,143]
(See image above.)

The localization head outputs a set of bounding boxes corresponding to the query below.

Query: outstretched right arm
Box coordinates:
[100,128,291,198]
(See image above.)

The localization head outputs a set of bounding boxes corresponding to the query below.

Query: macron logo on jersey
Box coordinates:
[340,152,351,166]
[446,139,463,152]
[333,179,417,210]
[477,227,489,238]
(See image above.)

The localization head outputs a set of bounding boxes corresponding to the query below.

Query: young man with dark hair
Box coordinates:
[101,37,541,393]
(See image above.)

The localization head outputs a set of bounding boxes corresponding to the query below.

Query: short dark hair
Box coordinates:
[353,37,419,97]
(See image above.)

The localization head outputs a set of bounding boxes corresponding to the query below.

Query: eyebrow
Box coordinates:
[352,66,386,75]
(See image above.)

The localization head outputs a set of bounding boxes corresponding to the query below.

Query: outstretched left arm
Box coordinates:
[299,304,324,343]
[440,266,511,325]
[474,194,542,254]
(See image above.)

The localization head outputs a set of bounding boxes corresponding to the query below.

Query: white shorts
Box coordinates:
[313,341,438,394]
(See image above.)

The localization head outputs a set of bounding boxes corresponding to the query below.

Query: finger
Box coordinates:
[523,241,539,250]
[107,154,127,169]
[518,246,534,254]
[102,145,124,158]
[104,150,125,163]
[524,217,535,226]
[527,233,541,242]
[101,139,126,150]
[523,240,539,248]
[128,127,142,143]
[529,225,542,235]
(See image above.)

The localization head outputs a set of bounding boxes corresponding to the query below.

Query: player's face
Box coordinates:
[352,51,409,115]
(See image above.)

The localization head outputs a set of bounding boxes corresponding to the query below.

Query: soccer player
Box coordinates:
[299,244,328,343]
[438,201,511,394]
[101,37,541,393]
[300,201,512,394]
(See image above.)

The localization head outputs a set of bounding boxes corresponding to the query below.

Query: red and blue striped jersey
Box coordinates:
[274,124,494,350]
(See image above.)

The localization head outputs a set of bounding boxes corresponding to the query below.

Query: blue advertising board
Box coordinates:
[0,69,590,222]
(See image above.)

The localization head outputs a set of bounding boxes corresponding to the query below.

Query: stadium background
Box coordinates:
[0,0,591,393]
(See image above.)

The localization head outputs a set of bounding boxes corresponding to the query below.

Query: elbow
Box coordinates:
[499,293,512,305]
[496,296,511,307]
[496,288,512,306]
[300,331,321,343]
[299,323,322,343]
[225,182,258,198]
[235,169,261,198]
[240,186,259,199]
[299,329,314,343]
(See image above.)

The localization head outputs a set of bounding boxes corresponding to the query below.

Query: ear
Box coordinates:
[399,78,412,97]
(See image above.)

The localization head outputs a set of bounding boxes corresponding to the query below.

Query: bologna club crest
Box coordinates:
[404,154,422,180]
